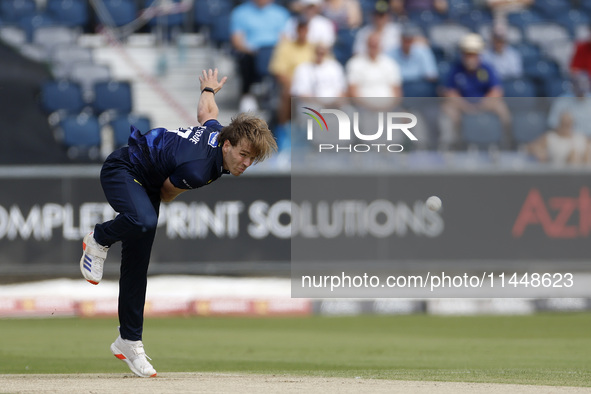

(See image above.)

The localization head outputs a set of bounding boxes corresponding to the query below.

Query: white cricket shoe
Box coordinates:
[110,335,157,378]
[80,232,108,285]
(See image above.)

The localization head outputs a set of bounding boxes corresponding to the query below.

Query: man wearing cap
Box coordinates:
[390,23,438,83]
[481,27,523,80]
[440,33,511,149]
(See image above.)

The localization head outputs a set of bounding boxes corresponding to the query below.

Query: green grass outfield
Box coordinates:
[0,314,589,386]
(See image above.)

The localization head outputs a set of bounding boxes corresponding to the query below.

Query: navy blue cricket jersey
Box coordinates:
[127,119,228,192]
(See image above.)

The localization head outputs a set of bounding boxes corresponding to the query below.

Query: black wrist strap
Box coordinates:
[201,87,215,95]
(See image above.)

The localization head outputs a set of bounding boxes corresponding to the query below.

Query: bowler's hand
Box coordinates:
[199,68,228,94]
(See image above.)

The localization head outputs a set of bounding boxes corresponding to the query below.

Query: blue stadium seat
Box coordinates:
[458,9,493,31]
[532,0,571,19]
[47,0,88,28]
[210,14,230,46]
[333,28,357,66]
[507,9,545,32]
[255,46,275,77]
[145,0,185,28]
[461,113,502,146]
[447,0,473,18]
[502,78,536,97]
[408,10,444,31]
[110,114,151,147]
[93,81,133,115]
[543,77,571,97]
[479,23,522,45]
[194,0,232,29]
[19,13,54,42]
[512,111,547,144]
[58,114,101,157]
[513,43,541,64]
[0,0,36,23]
[523,59,560,81]
[402,80,438,97]
[40,80,86,114]
[100,0,137,27]
[555,10,589,38]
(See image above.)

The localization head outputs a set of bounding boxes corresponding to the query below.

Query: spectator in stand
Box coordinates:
[571,24,591,81]
[347,31,402,112]
[269,17,315,125]
[230,0,290,112]
[476,0,533,29]
[548,72,591,137]
[291,43,348,99]
[527,112,590,165]
[322,0,363,30]
[390,0,448,18]
[440,33,511,149]
[283,0,336,47]
[353,0,401,56]
[389,23,438,82]
[481,27,523,80]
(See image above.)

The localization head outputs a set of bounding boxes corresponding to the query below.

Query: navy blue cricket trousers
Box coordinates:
[93,147,160,341]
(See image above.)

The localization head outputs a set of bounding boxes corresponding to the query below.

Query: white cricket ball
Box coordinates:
[426,196,442,212]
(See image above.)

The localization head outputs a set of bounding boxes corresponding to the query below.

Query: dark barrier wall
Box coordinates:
[0,175,290,268]
[291,173,591,263]
[1,172,591,273]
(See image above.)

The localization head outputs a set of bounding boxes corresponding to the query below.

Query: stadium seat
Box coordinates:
[110,113,151,147]
[57,113,102,160]
[507,9,545,32]
[408,10,444,31]
[99,0,137,27]
[513,43,542,64]
[194,0,232,30]
[479,24,522,45]
[145,0,185,28]
[18,13,55,42]
[51,44,93,67]
[93,81,133,115]
[402,80,438,97]
[502,78,536,97]
[428,23,472,58]
[447,0,473,18]
[0,0,36,23]
[461,112,502,147]
[502,78,537,111]
[69,62,111,100]
[40,80,86,115]
[209,14,230,46]
[511,111,547,145]
[524,23,570,51]
[532,0,571,19]
[523,59,560,81]
[33,26,79,51]
[458,9,493,31]
[46,0,88,28]
[555,9,589,38]
[333,28,357,66]
[542,77,571,97]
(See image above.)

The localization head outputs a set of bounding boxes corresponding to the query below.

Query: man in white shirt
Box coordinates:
[347,32,402,100]
[283,0,336,47]
[290,43,347,98]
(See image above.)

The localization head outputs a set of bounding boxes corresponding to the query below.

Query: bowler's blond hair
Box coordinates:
[219,113,277,163]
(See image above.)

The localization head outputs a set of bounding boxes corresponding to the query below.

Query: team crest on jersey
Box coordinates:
[208,131,219,148]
